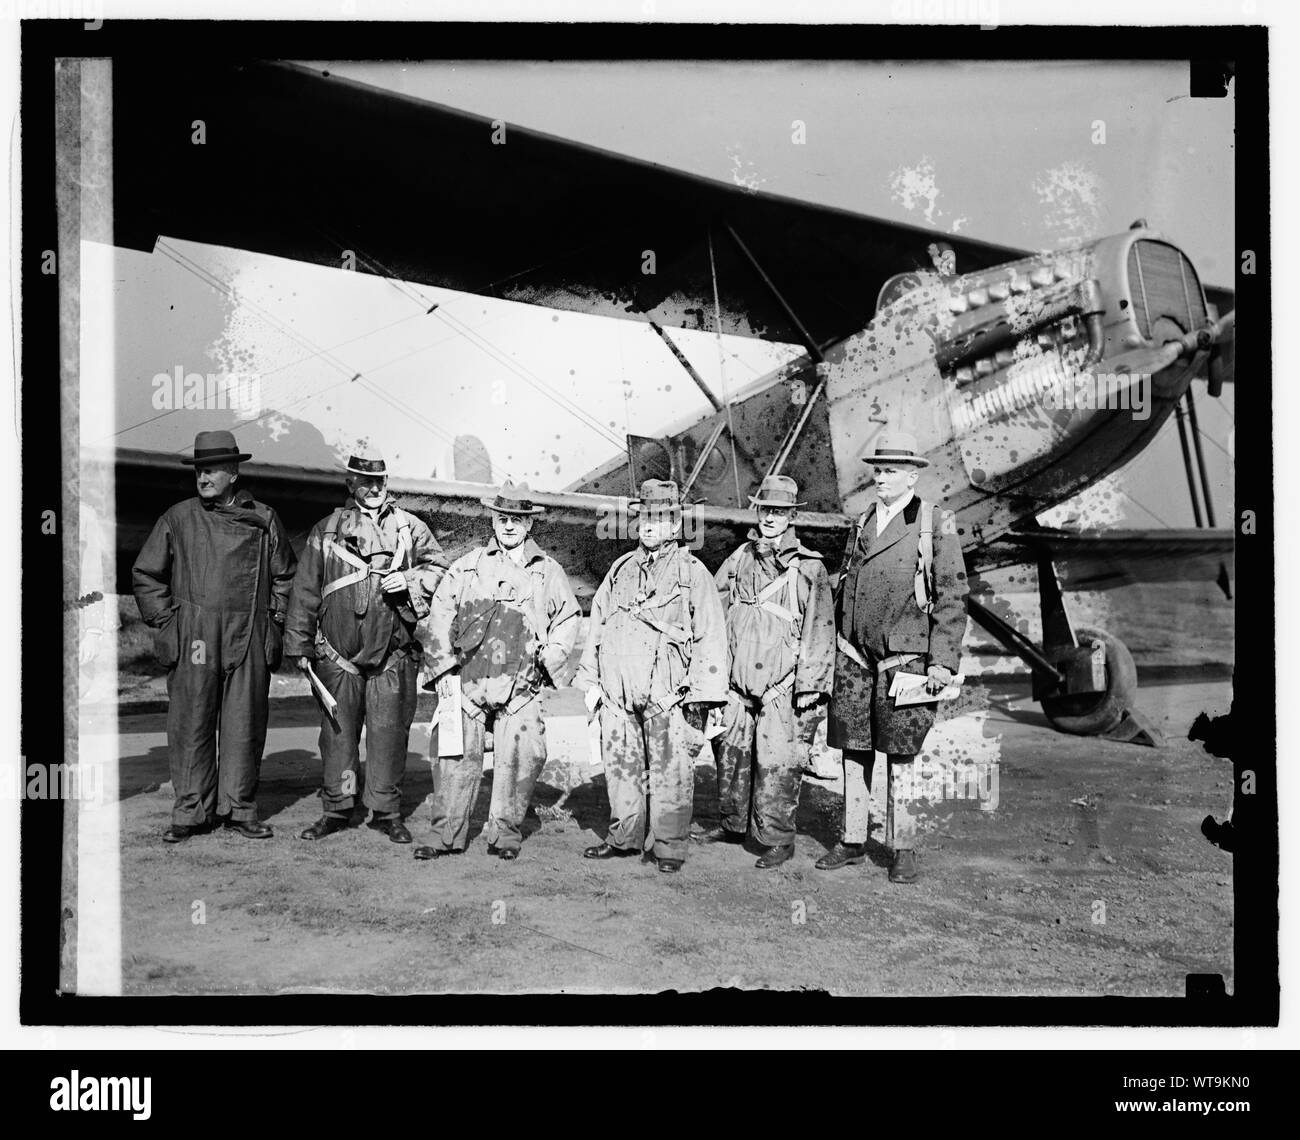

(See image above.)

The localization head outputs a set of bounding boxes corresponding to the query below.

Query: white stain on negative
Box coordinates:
[1032,160,1105,246]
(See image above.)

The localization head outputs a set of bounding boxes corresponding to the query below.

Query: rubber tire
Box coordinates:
[1039,626,1138,736]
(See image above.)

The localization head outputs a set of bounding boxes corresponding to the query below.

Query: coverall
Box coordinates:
[284,496,446,819]
[575,542,727,861]
[422,536,580,852]
[132,491,297,826]
[712,527,835,847]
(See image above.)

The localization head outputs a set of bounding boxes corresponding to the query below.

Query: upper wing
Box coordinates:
[975,526,1235,595]
[111,449,850,605]
[112,60,1027,348]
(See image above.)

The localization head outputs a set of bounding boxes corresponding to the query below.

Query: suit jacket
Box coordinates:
[835,494,968,673]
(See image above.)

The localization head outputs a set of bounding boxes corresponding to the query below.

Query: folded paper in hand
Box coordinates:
[304,662,339,724]
[435,673,464,757]
[889,669,965,706]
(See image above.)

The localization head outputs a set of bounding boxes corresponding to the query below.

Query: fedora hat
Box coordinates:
[749,474,805,509]
[340,447,388,477]
[862,430,930,469]
[480,481,545,515]
[181,430,252,466]
[629,479,682,514]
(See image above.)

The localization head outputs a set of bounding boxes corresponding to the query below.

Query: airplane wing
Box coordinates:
[111,60,1030,350]
[109,449,851,604]
[974,526,1235,595]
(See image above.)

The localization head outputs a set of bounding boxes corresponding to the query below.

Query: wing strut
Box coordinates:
[1172,397,1206,528]
[1183,386,1218,528]
[721,222,837,481]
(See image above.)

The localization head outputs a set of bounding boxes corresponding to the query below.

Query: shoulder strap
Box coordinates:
[915,500,935,614]
[609,549,638,582]
[393,512,414,570]
[322,508,344,545]
[785,563,802,626]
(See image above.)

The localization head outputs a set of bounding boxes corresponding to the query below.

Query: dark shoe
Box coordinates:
[299,815,348,841]
[657,858,684,874]
[498,848,518,861]
[583,842,638,860]
[413,844,460,860]
[815,841,867,870]
[889,849,920,884]
[692,825,746,844]
[755,843,795,869]
[225,817,273,839]
[163,824,196,844]
[368,816,412,844]
[1201,815,1236,853]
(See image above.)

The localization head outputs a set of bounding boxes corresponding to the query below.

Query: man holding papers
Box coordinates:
[822,431,969,884]
[285,447,447,845]
[415,484,579,862]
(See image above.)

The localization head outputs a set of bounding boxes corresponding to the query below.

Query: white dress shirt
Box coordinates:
[875,490,914,537]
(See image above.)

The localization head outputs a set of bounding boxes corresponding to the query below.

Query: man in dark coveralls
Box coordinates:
[821,431,968,884]
[286,448,448,845]
[132,430,298,843]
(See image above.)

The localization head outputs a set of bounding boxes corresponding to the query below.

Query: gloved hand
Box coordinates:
[584,687,602,715]
[682,701,720,732]
[925,664,954,695]
[297,656,313,672]
[794,691,823,713]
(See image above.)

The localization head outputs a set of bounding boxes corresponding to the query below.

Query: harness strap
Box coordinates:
[315,631,406,678]
[321,539,370,599]
[878,652,923,674]
[915,500,935,615]
[320,507,414,601]
[836,634,922,677]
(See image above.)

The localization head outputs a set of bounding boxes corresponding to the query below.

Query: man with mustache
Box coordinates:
[286,448,448,845]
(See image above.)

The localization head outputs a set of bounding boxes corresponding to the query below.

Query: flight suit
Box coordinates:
[712,527,835,847]
[575,542,727,861]
[284,497,446,819]
[132,491,297,826]
[422,537,580,853]
[828,494,968,850]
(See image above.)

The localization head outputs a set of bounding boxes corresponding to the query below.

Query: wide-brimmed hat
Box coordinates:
[749,474,805,508]
[480,481,545,516]
[862,430,930,469]
[181,430,251,466]
[629,479,682,515]
[340,447,388,478]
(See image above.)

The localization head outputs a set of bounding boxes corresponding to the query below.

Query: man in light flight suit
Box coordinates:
[702,475,835,869]
[577,480,727,874]
[416,483,580,861]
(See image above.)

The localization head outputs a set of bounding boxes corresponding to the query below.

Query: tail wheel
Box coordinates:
[1039,627,1138,736]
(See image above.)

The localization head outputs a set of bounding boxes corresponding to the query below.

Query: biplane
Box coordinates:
[100,61,1235,745]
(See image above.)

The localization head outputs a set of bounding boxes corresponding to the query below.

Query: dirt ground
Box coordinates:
[113,670,1235,998]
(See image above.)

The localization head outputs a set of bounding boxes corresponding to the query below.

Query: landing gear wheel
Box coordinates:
[1039,627,1138,736]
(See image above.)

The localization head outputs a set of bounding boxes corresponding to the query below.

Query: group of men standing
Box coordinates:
[132,426,967,884]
